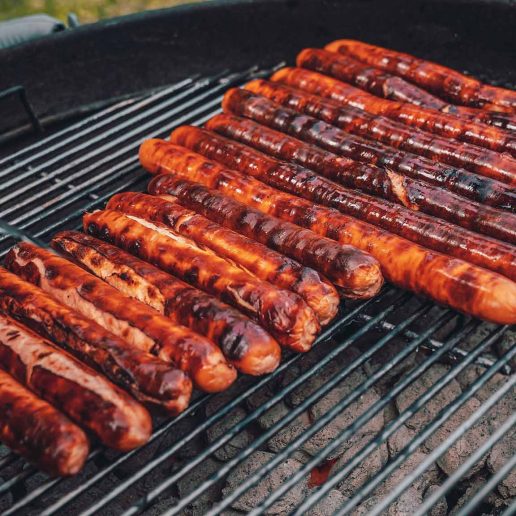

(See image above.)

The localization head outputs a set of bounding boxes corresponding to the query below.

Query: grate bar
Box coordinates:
[364,370,516,516]
[78,291,397,516]
[416,411,516,515]
[295,324,509,514]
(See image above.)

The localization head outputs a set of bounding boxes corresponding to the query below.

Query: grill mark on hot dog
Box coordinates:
[143,142,516,325]
[83,209,320,352]
[0,266,192,415]
[0,313,151,451]
[52,231,281,376]
[6,243,235,393]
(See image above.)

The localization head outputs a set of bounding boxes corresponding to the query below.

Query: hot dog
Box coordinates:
[0,267,191,415]
[5,243,235,393]
[148,177,382,299]
[325,40,516,113]
[143,146,516,325]
[52,231,281,376]
[0,312,151,451]
[244,79,516,186]
[205,114,516,239]
[294,52,516,156]
[271,67,516,133]
[82,209,320,352]
[168,128,516,280]
[0,369,89,476]
[106,192,339,324]
[221,87,516,210]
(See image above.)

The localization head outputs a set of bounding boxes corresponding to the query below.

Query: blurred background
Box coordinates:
[0,0,200,23]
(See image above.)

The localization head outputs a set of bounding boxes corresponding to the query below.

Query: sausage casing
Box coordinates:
[246,78,516,186]
[294,51,516,156]
[0,266,191,415]
[148,176,382,299]
[168,126,516,281]
[222,87,516,211]
[52,231,281,376]
[0,312,151,451]
[107,191,339,324]
[325,40,516,113]
[83,209,320,352]
[143,145,516,325]
[5,243,235,393]
[0,368,89,476]
[206,113,516,240]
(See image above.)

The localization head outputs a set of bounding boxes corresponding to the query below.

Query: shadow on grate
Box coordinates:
[0,67,514,515]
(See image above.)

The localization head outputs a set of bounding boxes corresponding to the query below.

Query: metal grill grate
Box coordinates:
[0,66,514,516]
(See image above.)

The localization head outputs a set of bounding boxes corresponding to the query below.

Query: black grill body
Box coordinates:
[0,1,514,514]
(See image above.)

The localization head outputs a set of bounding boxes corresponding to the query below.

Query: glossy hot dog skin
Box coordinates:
[0,368,89,476]
[206,113,516,240]
[244,78,516,187]
[296,49,516,157]
[83,209,319,352]
[142,144,516,325]
[170,125,516,281]
[107,191,339,324]
[0,266,191,414]
[221,87,516,211]
[0,312,151,451]
[52,231,281,376]
[149,177,382,299]
[5,243,235,393]
[325,40,516,112]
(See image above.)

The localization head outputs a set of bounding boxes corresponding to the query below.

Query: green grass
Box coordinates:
[0,0,199,23]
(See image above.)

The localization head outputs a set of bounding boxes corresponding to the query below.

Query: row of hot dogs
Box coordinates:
[0,40,515,478]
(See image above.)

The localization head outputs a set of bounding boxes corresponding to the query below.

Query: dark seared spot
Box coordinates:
[183,266,200,285]
[45,266,59,281]
[87,223,98,236]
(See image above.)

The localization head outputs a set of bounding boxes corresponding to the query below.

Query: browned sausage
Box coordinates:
[143,146,516,325]
[273,67,516,141]
[52,231,281,376]
[168,127,516,280]
[5,243,235,393]
[244,78,516,186]
[106,191,339,324]
[221,87,516,211]
[83,209,319,352]
[0,369,89,476]
[0,312,151,451]
[325,40,516,113]
[205,113,516,240]
[147,178,382,300]
[294,51,516,156]
[0,266,191,415]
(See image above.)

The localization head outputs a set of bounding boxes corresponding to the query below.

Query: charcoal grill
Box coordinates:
[0,1,514,514]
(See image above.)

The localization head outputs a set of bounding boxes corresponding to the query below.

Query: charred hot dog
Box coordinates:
[143,145,516,325]
[5,243,235,393]
[52,231,281,376]
[106,191,339,324]
[0,312,151,451]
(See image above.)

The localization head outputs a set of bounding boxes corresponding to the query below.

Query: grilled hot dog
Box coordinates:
[142,144,516,325]
[148,177,382,299]
[0,312,151,451]
[83,209,320,352]
[169,127,516,280]
[0,267,191,414]
[107,192,339,324]
[0,368,89,476]
[52,231,281,376]
[245,78,516,186]
[325,40,516,113]
[5,243,235,393]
